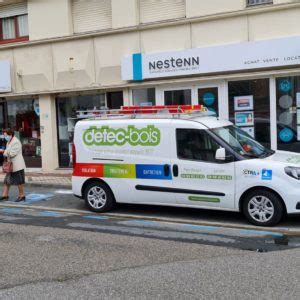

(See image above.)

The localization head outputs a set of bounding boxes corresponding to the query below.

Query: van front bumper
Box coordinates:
[282,191,300,214]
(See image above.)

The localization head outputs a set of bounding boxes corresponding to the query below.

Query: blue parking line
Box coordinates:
[82,215,109,221]
[181,224,218,232]
[121,220,158,226]
[121,220,218,232]
[25,193,54,204]
[0,208,23,214]
[39,211,63,218]
[239,229,284,238]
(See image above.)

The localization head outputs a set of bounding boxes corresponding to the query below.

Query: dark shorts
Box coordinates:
[4,169,25,186]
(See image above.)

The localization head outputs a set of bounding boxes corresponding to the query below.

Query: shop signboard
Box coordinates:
[122,35,300,81]
[235,111,254,127]
[234,95,254,111]
[0,60,11,92]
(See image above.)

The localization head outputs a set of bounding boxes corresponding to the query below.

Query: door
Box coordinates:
[171,125,235,209]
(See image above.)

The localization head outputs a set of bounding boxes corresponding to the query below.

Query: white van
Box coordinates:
[72,107,300,226]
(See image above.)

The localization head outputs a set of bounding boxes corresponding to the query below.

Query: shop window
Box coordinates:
[0,14,29,44]
[0,103,6,166]
[228,79,270,148]
[132,88,155,106]
[6,99,41,168]
[107,91,124,109]
[177,129,220,162]
[198,87,218,116]
[164,89,191,106]
[57,92,124,167]
[276,76,300,152]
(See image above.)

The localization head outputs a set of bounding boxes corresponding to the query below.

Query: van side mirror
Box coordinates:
[215,147,234,162]
[215,148,226,161]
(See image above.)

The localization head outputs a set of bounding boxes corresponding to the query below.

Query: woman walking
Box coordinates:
[0,129,26,202]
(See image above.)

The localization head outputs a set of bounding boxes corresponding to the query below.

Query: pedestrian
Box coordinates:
[0,129,26,202]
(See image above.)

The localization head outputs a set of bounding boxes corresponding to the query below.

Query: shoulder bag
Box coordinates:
[2,158,13,173]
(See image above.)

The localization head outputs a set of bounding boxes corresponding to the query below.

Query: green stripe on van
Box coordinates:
[188,196,220,203]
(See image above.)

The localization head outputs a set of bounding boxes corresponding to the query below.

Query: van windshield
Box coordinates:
[211,125,274,159]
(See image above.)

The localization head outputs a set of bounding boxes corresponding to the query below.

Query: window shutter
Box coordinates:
[139,0,185,24]
[72,0,112,33]
[0,2,27,18]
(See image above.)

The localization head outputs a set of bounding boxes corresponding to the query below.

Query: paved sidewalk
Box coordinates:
[0,171,72,188]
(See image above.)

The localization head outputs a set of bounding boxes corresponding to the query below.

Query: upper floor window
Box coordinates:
[247,0,273,6]
[139,0,186,24]
[72,0,112,34]
[0,2,28,44]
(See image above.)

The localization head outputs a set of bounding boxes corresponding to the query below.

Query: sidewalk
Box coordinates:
[0,170,72,188]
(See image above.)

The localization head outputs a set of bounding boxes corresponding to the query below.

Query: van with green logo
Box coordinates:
[72,112,300,226]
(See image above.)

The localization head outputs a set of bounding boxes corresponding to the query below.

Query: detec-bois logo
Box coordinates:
[83,125,161,146]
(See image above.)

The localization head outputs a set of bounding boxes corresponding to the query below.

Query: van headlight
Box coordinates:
[285,166,300,180]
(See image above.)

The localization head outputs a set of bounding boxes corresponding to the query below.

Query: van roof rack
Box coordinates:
[76,105,216,120]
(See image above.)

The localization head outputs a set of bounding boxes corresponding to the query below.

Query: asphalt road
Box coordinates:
[0,209,299,299]
[0,184,300,231]
[0,184,299,298]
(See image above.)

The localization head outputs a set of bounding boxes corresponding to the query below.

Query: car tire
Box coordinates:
[83,181,115,213]
[242,189,284,226]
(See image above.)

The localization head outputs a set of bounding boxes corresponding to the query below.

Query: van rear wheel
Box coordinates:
[83,181,114,212]
[242,189,284,226]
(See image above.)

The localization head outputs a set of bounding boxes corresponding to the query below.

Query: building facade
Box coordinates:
[0,0,299,171]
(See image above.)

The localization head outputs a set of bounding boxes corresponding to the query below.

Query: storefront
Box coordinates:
[123,35,300,154]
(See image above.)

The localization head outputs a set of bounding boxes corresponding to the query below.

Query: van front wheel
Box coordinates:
[242,190,284,226]
[84,182,114,212]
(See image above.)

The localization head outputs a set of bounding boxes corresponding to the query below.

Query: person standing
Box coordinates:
[0,129,26,202]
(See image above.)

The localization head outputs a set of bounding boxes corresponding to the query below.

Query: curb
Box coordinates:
[0,202,299,236]
[0,181,72,189]
[26,182,72,189]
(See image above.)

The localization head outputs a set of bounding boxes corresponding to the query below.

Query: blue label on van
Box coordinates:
[261,169,272,180]
[136,164,172,180]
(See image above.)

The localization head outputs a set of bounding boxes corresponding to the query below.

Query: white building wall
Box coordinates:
[186,0,245,18]
[111,0,139,28]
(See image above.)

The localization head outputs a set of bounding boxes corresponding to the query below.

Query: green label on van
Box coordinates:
[83,125,161,146]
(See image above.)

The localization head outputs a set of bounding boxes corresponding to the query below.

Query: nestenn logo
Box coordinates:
[83,125,161,146]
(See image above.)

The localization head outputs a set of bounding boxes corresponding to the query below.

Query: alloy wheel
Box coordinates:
[87,186,107,209]
[248,195,274,223]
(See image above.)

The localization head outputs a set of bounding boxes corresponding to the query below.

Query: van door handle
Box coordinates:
[173,164,179,177]
[164,164,170,177]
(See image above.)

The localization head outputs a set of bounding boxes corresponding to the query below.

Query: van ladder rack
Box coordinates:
[76,105,216,120]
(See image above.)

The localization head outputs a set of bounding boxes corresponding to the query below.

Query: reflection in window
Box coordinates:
[164,89,191,105]
[56,94,105,167]
[276,76,300,152]
[228,79,270,148]
[198,87,218,116]
[132,88,155,106]
[176,129,220,162]
[7,99,41,168]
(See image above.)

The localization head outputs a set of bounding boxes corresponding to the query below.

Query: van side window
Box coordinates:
[176,129,220,162]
